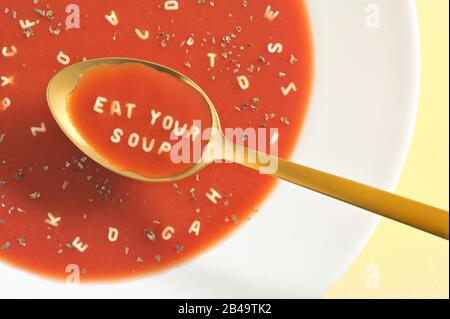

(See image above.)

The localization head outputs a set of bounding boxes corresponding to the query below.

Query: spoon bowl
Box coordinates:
[47,57,221,183]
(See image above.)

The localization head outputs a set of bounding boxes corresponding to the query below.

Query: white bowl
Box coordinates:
[0,0,420,298]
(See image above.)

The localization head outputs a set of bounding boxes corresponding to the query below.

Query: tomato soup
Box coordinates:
[0,0,313,281]
[67,63,213,179]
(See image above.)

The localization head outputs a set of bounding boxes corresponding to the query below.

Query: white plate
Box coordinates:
[0,0,420,298]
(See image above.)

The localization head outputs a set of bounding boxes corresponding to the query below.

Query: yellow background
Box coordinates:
[326,0,449,299]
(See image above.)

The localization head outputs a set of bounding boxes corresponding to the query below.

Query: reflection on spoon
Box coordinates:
[47,58,449,240]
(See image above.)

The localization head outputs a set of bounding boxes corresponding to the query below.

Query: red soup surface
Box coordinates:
[0,0,313,281]
[67,62,213,179]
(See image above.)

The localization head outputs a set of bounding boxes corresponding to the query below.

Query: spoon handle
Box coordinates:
[274,159,448,240]
[228,144,449,240]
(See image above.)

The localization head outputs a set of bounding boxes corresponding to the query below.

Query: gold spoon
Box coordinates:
[47,57,449,240]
